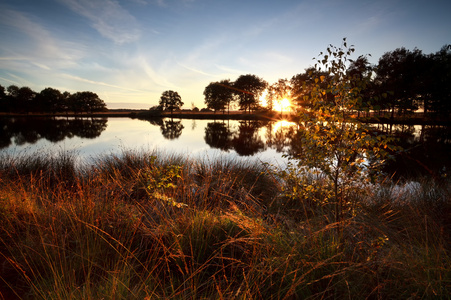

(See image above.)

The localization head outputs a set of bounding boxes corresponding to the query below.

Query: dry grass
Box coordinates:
[0,150,450,299]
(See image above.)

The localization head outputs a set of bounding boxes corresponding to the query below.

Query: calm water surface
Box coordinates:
[0,117,294,166]
[2,116,450,179]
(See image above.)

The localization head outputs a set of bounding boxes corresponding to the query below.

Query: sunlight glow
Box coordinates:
[259,90,268,107]
[274,98,291,112]
[272,120,296,133]
[259,90,292,112]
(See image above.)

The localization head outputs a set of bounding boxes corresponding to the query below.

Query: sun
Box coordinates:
[259,90,292,112]
[274,98,291,112]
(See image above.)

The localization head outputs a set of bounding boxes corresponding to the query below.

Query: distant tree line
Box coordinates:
[0,85,107,114]
[194,44,451,118]
[153,74,268,115]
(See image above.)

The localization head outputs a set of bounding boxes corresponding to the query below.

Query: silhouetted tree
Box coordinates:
[19,87,36,113]
[233,74,267,113]
[0,84,5,100]
[291,68,331,111]
[5,85,20,112]
[0,84,6,112]
[6,85,19,98]
[159,90,184,116]
[35,87,64,114]
[68,91,106,114]
[375,48,423,117]
[203,80,234,114]
[347,55,374,117]
[428,45,451,117]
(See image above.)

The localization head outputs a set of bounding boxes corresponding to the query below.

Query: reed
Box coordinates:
[0,150,449,299]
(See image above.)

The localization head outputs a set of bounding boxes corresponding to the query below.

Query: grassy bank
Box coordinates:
[0,150,450,299]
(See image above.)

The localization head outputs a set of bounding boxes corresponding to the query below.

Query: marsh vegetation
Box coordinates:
[0,150,450,299]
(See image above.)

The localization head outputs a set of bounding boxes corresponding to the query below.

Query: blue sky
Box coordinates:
[1,0,450,109]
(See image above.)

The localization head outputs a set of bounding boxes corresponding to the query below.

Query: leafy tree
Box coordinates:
[36,87,64,114]
[291,39,396,224]
[233,74,267,113]
[428,45,451,117]
[61,91,71,112]
[375,48,423,118]
[291,67,331,111]
[203,80,234,114]
[15,87,36,113]
[4,85,19,112]
[0,84,6,112]
[346,55,374,117]
[68,92,85,113]
[69,91,106,114]
[85,92,107,112]
[159,90,184,116]
[6,85,19,98]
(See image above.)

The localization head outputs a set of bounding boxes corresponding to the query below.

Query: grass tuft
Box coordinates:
[0,150,450,299]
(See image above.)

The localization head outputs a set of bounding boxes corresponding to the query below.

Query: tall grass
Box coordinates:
[0,150,450,299]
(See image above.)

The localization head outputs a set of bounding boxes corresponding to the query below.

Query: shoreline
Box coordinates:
[1,110,450,125]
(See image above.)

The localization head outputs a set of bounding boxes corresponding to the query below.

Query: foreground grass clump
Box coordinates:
[0,150,450,299]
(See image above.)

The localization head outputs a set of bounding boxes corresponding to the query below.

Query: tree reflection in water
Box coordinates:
[204,119,297,157]
[0,117,108,149]
[2,117,449,181]
[265,120,296,153]
[376,124,451,180]
[160,119,184,140]
[204,121,232,151]
[231,120,265,156]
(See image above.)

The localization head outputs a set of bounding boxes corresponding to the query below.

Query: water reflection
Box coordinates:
[160,119,184,140]
[204,121,232,151]
[204,120,271,156]
[376,124,451,179]
[0,117,108,149]
[1,117,449,180]
[232,120,266,156]
[266,120,297,153]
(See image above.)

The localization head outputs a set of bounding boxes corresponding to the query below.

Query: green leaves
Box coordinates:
[290,39,396,222]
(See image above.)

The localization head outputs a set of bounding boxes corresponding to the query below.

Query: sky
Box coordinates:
[0,0,450,109]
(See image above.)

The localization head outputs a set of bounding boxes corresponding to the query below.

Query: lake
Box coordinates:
[0,117,295,167]
[1,116,450,179]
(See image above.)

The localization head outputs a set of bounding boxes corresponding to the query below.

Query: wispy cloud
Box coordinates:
[214,64,245,77]
[58,0,141,44]
[1,72,33,86]
[128,0,149,5]
[177,62,214,77]
[31,62,51,71]
[61,73,143,92]
[0,7,84,66]
[0,76,20,85]
[133,55,177,89]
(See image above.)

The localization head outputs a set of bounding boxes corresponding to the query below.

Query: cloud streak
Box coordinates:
[58,0,141,44]
[0,6,84,68]
[61,73,143,92]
